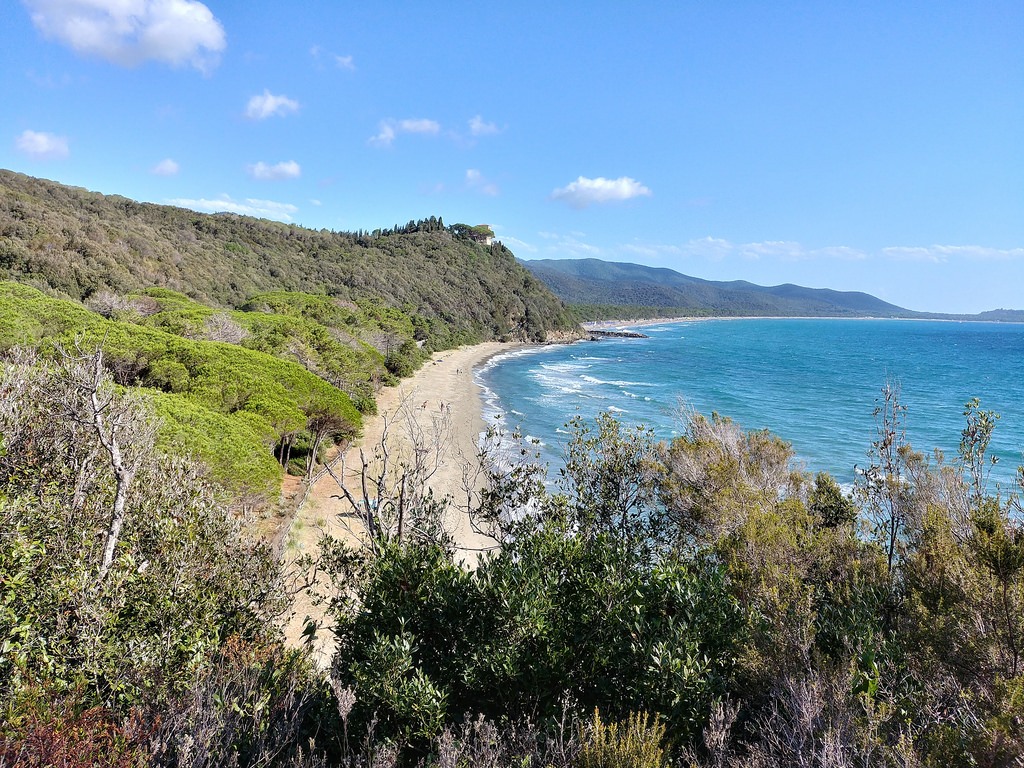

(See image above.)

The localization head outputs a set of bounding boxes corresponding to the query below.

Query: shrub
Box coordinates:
[330,531,744,757]
[0,350,287,709]
[0,695,147,768]
[575,710,668,768]
[0,283,362,505]
[144,356,190,391]
[144,637,333,767]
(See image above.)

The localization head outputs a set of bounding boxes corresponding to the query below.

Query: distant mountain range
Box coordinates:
[522,257,1024,322]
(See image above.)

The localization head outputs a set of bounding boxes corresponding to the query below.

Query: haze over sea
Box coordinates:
[479,319,1024,487]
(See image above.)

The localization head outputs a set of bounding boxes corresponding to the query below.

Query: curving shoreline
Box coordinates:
[282,341,523,661]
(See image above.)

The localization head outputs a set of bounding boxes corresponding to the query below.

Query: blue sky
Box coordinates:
[2,1,1021,313]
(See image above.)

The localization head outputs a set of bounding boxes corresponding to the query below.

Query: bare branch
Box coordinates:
[49,342,157,580]
[323,393,459,554]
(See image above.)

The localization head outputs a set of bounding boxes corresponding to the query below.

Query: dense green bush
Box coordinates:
[332,533,742,755]
[138,288,412,412]
[149,391,282,499]
[324,412,747,762]
[0,282,362,500]
[319,400,1024,765]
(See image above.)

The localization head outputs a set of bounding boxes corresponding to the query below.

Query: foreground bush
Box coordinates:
[330,533,742,758]
[0,347,334,765]
[320,400,1024,766]
[575,710,669,768]
[4,342,1024,767]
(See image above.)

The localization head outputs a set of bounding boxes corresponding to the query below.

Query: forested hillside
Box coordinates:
[524,257,913,318]
[0,281,381,501]
[0,169,580,512]
[0,170,578,345]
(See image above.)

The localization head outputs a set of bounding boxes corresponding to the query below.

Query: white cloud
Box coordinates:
[619,237,1001,269]
[15,129,69,159]
[25,0,225,72]
[246,160,301,180]
[535,230,602,257]
[560,238,602,257]
[881,246,944,263]
[369,123,396,147]
[398,118,439,134]
[664,237,869,264]
[881,245,1024,263]
[734,240,807,261]
[151,157,179,176]
[623,238,1024,269]
[813,246,869,261]
[678,237,734,261]
[551,176,652,209]
[245,90,299,120]
[309,199,322,206]
[310,45,354,70]
[369,118,440,147]
[621,243,684,259]
[167,195,298,221]
[465,168,499,196]
[468,115,499,136]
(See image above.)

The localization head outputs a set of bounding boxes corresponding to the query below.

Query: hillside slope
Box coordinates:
[0,170,583,509]
[0,170,578,345]
[0,281,366,500]
[523,257,911,317]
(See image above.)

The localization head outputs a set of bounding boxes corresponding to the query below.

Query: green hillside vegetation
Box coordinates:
[0,169,583,506]
[97,286,418,413]
[977,308,1024,322]
[569,303,721,322]
[524,257,914,318]
[0,170,577,344]
[0,281,362,500]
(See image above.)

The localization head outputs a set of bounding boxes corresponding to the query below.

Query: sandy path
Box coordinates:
[282,342,517,665]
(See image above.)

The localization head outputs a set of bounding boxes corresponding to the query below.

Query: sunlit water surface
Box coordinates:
[477,319,1024,487]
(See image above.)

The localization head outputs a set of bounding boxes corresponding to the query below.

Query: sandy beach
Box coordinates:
[282,341,520,663]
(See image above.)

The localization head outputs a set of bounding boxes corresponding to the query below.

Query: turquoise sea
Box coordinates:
[477,319,1024,487]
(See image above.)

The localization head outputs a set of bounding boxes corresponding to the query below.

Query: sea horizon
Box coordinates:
[479,317,1024,489]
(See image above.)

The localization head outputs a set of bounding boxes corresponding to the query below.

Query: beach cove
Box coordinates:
[282,341,521,662]
[283,317,1024,661]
